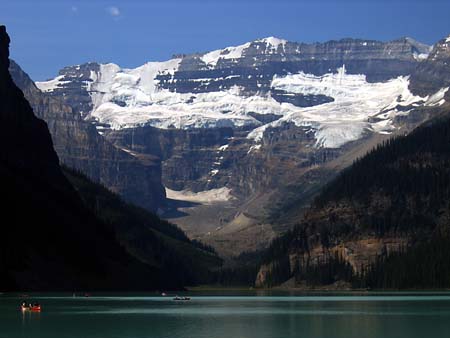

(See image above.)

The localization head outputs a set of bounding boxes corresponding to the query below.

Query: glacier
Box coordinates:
[36,38,446,149]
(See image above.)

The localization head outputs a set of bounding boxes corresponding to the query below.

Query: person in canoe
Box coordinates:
[30,303,41,311]
[20,301,41,312]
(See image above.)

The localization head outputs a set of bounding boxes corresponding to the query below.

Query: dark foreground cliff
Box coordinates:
[0,26,219,291]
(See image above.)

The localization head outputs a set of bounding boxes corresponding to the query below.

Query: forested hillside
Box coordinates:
[64,168,221,286]
[258,102,450,289]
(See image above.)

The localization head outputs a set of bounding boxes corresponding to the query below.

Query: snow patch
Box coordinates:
[413,52,429,60]
[89,60,181,111]
[257,37,287,52]
[248,66,429,148]
[200,36,287,67]
[36,75,70,92]
[218,144,229,151]
[247,144,262,154]
[425,87,448,106]
[201,42,251,67]
[165,187,233,204]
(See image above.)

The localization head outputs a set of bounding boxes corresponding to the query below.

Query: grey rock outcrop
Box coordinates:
[410,36,450,96]
[10,61,166,211]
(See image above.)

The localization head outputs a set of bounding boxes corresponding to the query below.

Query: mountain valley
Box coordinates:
[19,35,450,259]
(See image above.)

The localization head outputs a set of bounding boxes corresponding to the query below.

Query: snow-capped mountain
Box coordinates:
[36,36,440,149]
[28,35,450,255]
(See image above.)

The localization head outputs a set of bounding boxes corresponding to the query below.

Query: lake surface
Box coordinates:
[2,291,450,338]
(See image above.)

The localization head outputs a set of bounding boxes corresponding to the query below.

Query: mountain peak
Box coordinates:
[256,36,288,47]
[444,34,450,44]
[393,36,431,53]
[200,36,289,66]
[428,33,450,60]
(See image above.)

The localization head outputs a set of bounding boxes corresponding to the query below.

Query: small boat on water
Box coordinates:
[21,301,41,312]
[173,296,191,301]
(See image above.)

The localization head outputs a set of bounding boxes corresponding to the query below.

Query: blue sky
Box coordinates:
[2,0,450,80]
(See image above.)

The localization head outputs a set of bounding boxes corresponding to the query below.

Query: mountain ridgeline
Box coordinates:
[0,25,220,291]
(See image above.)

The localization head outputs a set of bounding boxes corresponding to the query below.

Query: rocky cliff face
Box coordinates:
[161,37,429,95]
[410,35,450,96]
[10,61,166,212]
[255,236,408,288]
[105,126,234,191]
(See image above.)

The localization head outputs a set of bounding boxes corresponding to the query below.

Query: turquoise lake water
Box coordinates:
[2,291,450,338]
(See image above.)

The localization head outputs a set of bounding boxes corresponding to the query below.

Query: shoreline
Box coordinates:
[187,285,450,293]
